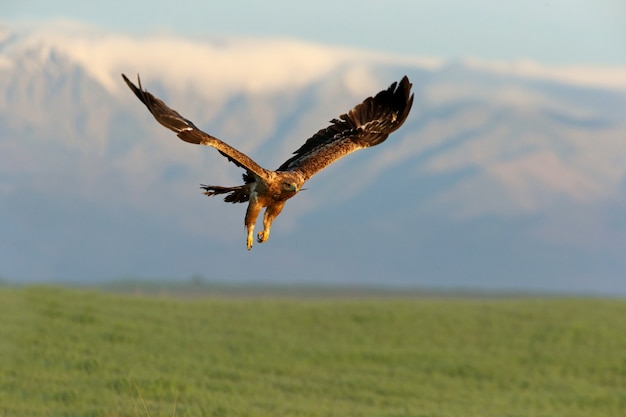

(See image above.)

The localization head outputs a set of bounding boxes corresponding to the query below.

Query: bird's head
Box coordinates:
[281,181,299,194]
[271,171,305,201]
[277,172,304,199]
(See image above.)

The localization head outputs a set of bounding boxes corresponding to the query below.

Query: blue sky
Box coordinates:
[4,0,626,65]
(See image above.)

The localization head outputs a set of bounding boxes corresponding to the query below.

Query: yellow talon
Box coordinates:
[257,230,269,244]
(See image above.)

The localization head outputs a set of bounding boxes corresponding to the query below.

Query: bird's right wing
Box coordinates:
[277,76,413,181]
[122,74,270,181]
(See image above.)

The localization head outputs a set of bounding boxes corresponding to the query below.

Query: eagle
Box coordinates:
[122,74,414,250]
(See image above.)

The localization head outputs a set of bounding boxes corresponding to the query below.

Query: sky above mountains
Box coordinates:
[4,0,626,65]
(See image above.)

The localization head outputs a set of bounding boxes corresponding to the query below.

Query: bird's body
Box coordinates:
[122,74,414,249]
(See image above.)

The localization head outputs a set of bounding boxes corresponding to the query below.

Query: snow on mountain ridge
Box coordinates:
[3,19,626,97]
[0,20,438,97]
[463,57,626,91]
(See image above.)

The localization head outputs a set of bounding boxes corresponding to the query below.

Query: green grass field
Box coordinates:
[0,286,624,417]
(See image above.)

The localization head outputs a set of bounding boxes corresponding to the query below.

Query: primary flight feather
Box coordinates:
[122,74,414,250]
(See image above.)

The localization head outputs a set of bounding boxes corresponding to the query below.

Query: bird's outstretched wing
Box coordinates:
[122,74,270,181]
[277,76,414,180]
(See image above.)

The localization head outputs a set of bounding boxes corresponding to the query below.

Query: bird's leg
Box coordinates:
[257,202,285,244]
[245,198,262,251]
[246,225,255,250]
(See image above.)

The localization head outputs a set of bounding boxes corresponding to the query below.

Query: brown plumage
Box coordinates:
[122,74,414,250]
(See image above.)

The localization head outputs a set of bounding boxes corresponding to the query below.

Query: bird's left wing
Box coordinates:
[277,76,414,180]
[122,74,271,182]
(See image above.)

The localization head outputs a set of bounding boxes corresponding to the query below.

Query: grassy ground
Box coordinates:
[0,286,624,416]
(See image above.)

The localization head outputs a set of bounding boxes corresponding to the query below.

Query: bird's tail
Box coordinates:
[201,185,249,203]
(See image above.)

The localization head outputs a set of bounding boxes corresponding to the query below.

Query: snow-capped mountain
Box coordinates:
[2,21,625,294]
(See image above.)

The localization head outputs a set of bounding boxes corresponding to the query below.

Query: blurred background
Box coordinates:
[1,0,625,294]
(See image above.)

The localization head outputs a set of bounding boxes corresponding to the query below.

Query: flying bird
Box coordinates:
[122,74,414,250]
